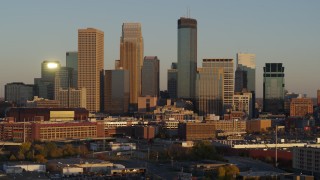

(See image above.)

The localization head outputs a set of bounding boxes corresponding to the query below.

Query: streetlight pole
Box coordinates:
[275,125,278,168]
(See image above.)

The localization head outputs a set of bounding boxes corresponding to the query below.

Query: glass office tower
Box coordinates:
[263,63,285,114]
[177,17,197,99]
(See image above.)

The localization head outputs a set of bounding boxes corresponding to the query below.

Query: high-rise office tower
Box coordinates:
[263,63,285,114]
[78,28,104,112]
[237,53,256,92]
[54,67,72,104]
[120,23,144,110]
[234,67,247,92]
[202,59,234,109]
[66,51,78,88]
[167,62,178,99]
[41,60,61,81]
[104,70,130,114]
[141,56,159,97]
[177,17,197,99]
[34,60,61,100]
[196,65,224,116]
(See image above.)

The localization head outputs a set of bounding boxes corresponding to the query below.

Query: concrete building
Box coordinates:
[177,17,197,99]
[233,91,253,119]
[120,23,144,111]
[293,146,320,177]
[5,107,89,122]
[196,65,224,116]
[236,53,256,92]
[78,28,104,112]
[284,92,299,115]
[246,119,272,133]
[5,82,34,107]
[290,97,313,117]
[27,96,60,108]
[178,122,215,141]
[263,63,285,114]
[104,69,130,114]
[0,120,104,142]
[134,126,155,140]
[66,51,78,88]
[167,62,178,99]
[207,119,246,132]
[202,59,234,110]
[3,163,46,173]
[141,56,159,97]
[138,96,157,113]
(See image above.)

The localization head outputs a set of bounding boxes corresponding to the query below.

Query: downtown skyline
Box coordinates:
[1,1,320,98]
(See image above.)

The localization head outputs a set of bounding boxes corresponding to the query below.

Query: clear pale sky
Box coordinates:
[1,0,320,98]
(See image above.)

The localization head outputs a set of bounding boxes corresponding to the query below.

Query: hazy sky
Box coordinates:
[1,0,320,98]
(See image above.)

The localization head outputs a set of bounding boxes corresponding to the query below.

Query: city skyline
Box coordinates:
[1,1,320,97]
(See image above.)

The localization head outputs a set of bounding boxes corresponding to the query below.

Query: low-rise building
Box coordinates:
[178,122,215,141]
[290,97,313,117]
[3,162,46,174]
[246,119,272,133]
[293,146,320,176]
[0,120,104,142]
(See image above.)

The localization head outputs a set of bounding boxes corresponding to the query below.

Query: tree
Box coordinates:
[34,154,47,163]
[216,165,239,179]
[49,148,63,158]
[19,142,31,154]
[62,144,76,156]
[16,152,25,160]
[9,154,17,161]
[34,144,46,157]
[217,166,226,178]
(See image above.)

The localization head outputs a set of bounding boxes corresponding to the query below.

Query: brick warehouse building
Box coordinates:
[5,107,89,122]
[0,120,104,142]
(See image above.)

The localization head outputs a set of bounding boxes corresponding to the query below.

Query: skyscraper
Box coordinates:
[141,56,159,97]
[66,51,78,88]
[78,28,104,112]
[177,17,197,99]
[104,70,130,114]
[237,53,256,92]
[234,67,247,93]
[34,60,61,100]
[120,23,144,111]
[196,65,224,116]
[202,59,234,110]
[263,63,285,114]
[41,60,61,81]
[167,62,178,99]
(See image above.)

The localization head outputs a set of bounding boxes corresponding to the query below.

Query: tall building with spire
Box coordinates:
[120,23,144,111]
[177,17,197,99]
[78,28,104,112]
